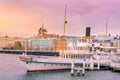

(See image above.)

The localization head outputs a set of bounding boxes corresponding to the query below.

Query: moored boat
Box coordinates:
[110,54,120,71]
[19,42,93,72]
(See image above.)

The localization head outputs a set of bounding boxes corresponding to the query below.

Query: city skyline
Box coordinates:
[0,0,120,37]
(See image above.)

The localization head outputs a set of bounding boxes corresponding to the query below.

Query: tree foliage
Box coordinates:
[13,41,22,49]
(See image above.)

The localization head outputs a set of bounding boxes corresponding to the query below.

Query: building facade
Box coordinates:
[0,37,24,50]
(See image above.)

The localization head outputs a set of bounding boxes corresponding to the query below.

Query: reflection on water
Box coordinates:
[0,53,26,74]
[0,53,120,80]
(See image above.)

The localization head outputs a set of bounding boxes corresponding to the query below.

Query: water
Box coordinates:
[0,53,120,80]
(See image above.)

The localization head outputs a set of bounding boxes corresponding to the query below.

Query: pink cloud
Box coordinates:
[0,0,120,37]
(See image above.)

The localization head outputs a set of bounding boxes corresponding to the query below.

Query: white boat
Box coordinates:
[110,54,120,71]
[19,56,70,72]
[19,56,88,72]
[19,42,93,72]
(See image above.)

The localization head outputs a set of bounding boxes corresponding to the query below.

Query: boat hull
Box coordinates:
[112,67,120,71]
[25,61,71,72]
[110,63,120,71]
[27,68,70,72]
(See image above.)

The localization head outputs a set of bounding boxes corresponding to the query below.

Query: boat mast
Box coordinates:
[105,18,108,47]
[63,4,67,36]
[106,18,108,37]
[61,5,67,58]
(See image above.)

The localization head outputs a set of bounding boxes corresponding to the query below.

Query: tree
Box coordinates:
[13,41,22,50]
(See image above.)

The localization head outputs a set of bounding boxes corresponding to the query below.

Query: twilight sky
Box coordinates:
[0,0,120,37]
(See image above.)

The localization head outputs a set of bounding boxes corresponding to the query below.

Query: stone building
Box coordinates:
[0,36,24,50]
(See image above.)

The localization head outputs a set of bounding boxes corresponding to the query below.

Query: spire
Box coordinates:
[41,23,44,38]
[42,23,44,30]
[63,4,67,36]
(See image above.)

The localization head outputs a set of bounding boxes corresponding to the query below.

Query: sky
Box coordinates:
[0,0,120,37]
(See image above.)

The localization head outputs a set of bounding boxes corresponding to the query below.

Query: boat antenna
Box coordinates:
[63,4,67,36]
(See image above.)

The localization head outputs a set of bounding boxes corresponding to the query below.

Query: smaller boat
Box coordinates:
[110,54,120,71]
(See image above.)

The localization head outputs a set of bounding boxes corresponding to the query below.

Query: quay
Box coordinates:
[0,50,59,56]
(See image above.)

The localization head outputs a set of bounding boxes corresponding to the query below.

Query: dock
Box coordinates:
[70,58,100,76]
[71,60,85,76]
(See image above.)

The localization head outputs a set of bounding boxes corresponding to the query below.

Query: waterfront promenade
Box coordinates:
[0,49,59,56]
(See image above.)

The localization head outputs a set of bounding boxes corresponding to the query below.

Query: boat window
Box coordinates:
[44,64,46,65]
[85,64,87,67]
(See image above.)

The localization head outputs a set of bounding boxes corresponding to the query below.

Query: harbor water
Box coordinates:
[0,53,120,80]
